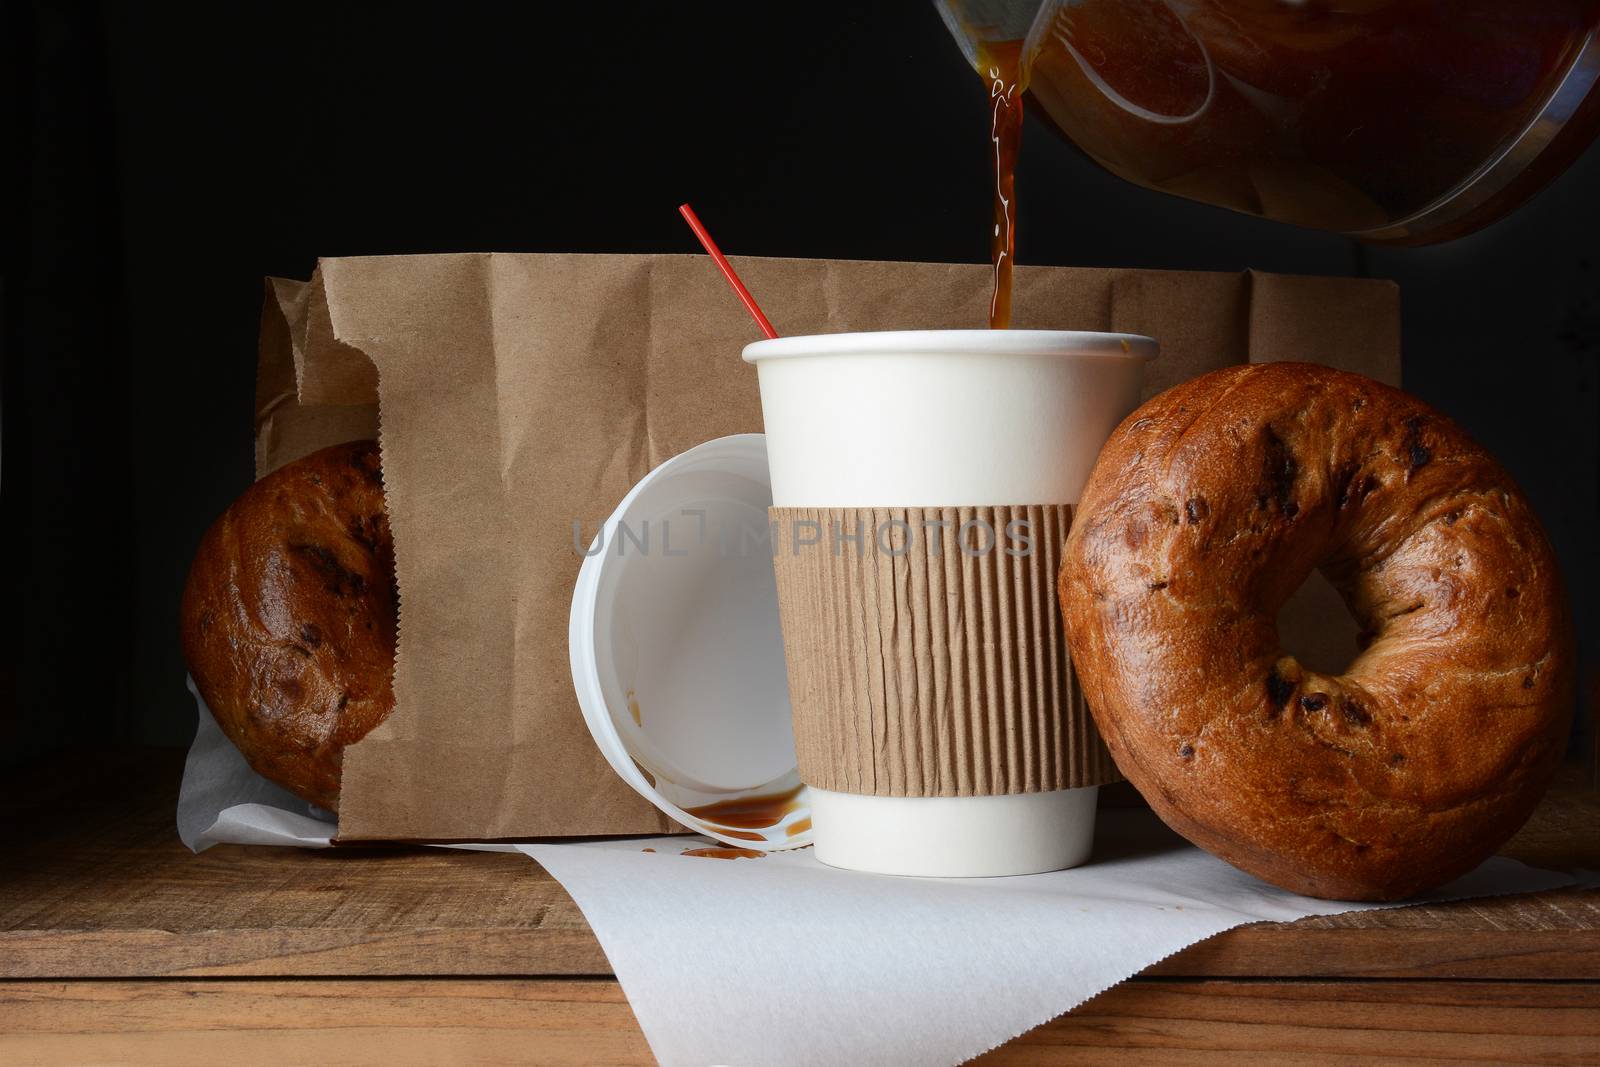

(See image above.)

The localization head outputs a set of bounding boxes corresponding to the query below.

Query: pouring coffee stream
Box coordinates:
[982,39,1025,330]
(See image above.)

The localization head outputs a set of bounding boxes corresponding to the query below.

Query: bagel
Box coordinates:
[181,440,396,812]
[1059,362,1572,900]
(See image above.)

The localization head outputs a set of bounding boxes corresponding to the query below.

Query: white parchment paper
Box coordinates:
[177,678,337,850]
[179,680,1578,1066]
[521,825,1573,1067]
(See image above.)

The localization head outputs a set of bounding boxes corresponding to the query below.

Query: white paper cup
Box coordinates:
[746,330,1156,507]
[569,435,812,850]
[744,330,1155,877]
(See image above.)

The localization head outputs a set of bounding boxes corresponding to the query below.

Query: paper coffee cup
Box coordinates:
[569,435,813,851]
[744,330,1156,877]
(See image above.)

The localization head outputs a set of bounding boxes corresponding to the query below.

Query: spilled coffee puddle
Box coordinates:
[680,846,765,861]
[683,784,803,832]
[713,827,766,842]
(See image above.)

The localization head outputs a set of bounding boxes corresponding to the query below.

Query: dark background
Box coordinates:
[8,2,1597,765]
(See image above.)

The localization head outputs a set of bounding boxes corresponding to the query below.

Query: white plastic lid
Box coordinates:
[568,434,811,850]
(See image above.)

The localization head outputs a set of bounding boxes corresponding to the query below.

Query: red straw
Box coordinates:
[678,203,779,339]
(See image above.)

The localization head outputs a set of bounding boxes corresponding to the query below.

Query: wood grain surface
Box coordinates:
[0,979,653,1067]
[2,750,1598,1064]
[2,750,1597,981]
[972,979,1600,1066]
[2,978,1595,1067]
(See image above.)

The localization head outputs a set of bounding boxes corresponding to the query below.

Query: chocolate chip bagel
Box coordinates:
[181,441,396,812]
[1059,362,1572,900]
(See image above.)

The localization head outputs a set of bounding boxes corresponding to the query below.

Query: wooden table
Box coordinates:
[2,751,1596,1065]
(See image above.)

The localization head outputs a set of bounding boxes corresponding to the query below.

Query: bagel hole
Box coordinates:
[1276,569,1362,677]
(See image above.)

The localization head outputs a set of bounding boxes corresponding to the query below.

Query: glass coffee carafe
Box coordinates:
[939,0,1600,242]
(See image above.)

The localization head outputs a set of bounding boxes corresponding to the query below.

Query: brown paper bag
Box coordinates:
[253,254,1398,840]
